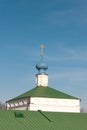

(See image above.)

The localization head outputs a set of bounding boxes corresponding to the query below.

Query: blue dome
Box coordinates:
[36,61,48,74]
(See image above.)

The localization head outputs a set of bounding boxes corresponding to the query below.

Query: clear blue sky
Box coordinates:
[0,0,87,110]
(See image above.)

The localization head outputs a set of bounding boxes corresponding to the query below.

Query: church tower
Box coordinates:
[36,44,48,87]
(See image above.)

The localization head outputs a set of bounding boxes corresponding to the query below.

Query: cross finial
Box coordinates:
[40,44,45,57]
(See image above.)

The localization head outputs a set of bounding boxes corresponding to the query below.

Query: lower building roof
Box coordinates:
[7,86,78,102]
[0,109,87,130]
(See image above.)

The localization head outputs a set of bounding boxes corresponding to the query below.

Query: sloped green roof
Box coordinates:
[8,86,78,101]
[0,109,87,130]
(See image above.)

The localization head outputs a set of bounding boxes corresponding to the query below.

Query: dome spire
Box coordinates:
[40,44,45,61]
[36,44,48,74]
[36,44,48,87]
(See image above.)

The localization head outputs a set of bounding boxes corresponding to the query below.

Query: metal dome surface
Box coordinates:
[36,61,48,70]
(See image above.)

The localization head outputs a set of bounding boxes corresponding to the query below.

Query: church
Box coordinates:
[6,45,80,113]
[0,45,87,130]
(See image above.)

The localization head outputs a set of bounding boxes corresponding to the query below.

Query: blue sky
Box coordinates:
[0,0,87,110]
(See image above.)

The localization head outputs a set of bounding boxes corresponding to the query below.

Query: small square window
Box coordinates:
[14,112,24,118]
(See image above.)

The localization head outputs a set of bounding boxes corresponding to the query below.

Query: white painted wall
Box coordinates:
[29,97,80,112]
[36,74,48,86]
[6,97,80,113]
[6,98,29,110]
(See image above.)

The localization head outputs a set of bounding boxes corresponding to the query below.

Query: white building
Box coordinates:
[6,45,80,112]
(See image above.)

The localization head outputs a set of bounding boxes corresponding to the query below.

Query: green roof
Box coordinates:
[8,86,78,101]
[0,109,87,130]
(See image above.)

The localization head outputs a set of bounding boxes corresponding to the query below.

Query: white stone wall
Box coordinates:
[36,74,48,86]
[6,98,30,110]
[6,97,80,113]
[29,97,80,113]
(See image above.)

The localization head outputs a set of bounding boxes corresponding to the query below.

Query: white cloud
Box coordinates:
[49,69,87,82]
[46,45,87,62]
